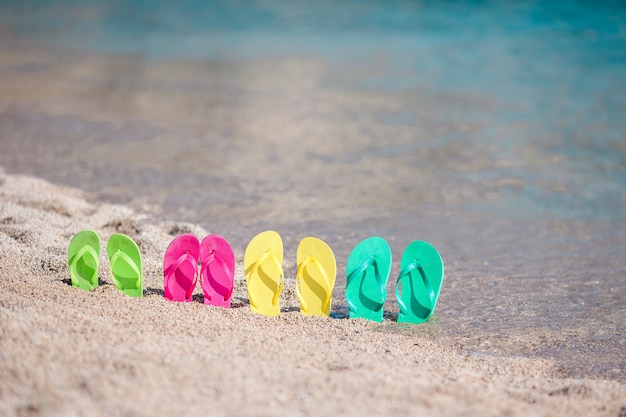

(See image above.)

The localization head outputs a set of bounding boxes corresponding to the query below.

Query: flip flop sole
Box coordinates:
[68,229,100,290]
[200,234,235,308]
[396,240,444,323]
[164,234,200,302]
[244,231,284,316]
[296,237,336,317]
[107,233,143,298]
[346,237,392,322]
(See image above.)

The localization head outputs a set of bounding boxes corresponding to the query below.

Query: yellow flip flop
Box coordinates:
[295,237,336,317]
[244,231,284,316]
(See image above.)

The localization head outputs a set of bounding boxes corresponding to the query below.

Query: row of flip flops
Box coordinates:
[68,230,444,323]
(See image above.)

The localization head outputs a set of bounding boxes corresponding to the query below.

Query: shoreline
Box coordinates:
[1,168,625,416]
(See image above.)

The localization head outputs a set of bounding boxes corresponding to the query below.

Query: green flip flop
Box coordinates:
[395,241,444,324]
[107,233,143,297]
[345,237,392,322]
[67,229,101,290]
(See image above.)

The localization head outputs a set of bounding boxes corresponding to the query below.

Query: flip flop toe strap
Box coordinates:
[201,251,234,302]
[395,260,435,316]
[295,256,331,313]
[110,250,141,290]
[165,251,198,299]
[245,250,284,309]
[346,257,385,314]
[71,245,99,287]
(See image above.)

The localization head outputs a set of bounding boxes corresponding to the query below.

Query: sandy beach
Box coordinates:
[1,169,625,417]
[2,2,626,415]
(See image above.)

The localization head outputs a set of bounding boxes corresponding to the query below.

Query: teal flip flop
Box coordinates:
[107,233,143,297]
[345,237,392,322]
[67,229,100,290]
[395,241,444,323]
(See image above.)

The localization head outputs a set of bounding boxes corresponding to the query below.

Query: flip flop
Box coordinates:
[295,237,336,317]
[395,240,444,323]
[67,229,100,290]
[345,237,392,322]
[163,234,200,302]
[200,234,236,308]
[243,231,284,316]
[107,233,143,298]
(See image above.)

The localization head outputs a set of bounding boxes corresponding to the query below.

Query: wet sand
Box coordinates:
[1,168,626,417]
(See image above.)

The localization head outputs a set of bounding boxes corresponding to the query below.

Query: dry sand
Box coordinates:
[1,168,625,417]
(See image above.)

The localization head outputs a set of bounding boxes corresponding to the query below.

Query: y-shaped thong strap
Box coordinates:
[346,256,385,314]
[245,249,284,309]
[110,250,141,290]
[70,244,99,287]
[200,250,233,302]
[295,255,331,313]
[164,251,198,300]
[395,259,435,316]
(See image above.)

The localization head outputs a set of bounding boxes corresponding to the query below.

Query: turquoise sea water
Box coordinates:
[0,1,625,379]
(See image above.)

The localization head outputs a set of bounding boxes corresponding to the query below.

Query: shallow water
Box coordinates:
[0,0,625,380]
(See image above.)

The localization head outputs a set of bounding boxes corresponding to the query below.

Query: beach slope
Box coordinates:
[0,169,624,417]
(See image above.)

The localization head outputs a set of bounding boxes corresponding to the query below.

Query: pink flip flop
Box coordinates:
[200,234,236,308]
[163,234,200,302]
